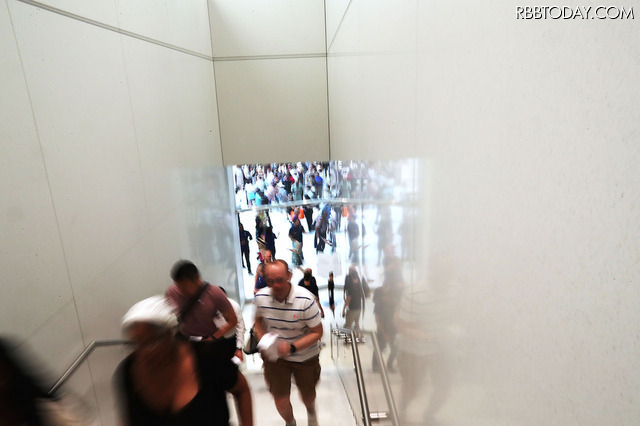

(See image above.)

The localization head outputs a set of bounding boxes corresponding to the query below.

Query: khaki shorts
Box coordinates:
[345,308,361,329]
[263,356,321,398]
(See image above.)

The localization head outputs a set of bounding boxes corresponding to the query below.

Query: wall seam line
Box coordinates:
[324,0,332,161]
[5,0,88,350]
[207,0,227,167]
[14,0,213,61]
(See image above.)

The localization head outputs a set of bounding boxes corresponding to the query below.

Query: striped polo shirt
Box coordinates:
[255,284,322,362]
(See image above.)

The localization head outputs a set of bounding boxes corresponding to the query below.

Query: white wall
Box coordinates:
[328,0,640,424]
[209,0,329,164]
[0,1,236,424]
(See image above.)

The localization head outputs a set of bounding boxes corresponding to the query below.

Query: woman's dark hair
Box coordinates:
[0,339,54,425]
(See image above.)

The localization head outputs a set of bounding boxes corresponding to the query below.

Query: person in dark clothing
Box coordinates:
[298,268,324,318]
[288,217,305,267]
[327,272,335,317]
[347,215,360,263]
[0,338,61,426]
[115,296,253,426]
[255,215,264,245]
[314,210,329,254]
[372,281,400,372]
[239,223,253,274]
[342,265,367,330]
[264,226,277,258]
[289,217,304,247]
[303,195,314,232]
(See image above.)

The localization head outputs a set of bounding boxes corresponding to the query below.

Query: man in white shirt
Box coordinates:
[254,260,323,426]
[214,287,246,362]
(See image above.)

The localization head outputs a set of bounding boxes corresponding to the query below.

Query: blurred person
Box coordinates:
[282,169,293,196]
[339,175,352,199]
[245,180,256,207]
[288,231,303,270]
[347,214,360,263]
[395,258,455,424]
[233,166,245,194]
[254,260,323,426]
[0,338,98,425]
[166,260,237,343]
[327,272,335,318]
[265,182,277,204]
[302,196,314,232]
[291,176,304,202]
[314,165,324,199]
[254,189,265,206]
[264,226,277,258]
[376,210,393,266]
[298,268,324,318]
[291,211,306,261]
[239,223,253,275]
[115,296,253,425]
[313,210,329,254]
[0,339,52,426]
[253,250,273,295]
[342,265,367,332]
[371,273,401,373]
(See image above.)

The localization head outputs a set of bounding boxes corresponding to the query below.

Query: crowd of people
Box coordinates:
[233,161,399,209]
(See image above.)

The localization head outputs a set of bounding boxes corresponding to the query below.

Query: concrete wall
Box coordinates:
[327,1,640,424]
[0,1,236,423]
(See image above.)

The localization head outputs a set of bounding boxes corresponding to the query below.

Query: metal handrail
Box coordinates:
[333,326,372,426]
[369,331,400,425]
[49,339,128,394]
[331,326,400,426]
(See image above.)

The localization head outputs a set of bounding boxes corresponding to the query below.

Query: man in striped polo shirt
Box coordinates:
[254,259,323,426]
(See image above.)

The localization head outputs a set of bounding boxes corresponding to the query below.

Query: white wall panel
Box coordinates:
[2,1,237,423]
[120,36,191,226]
[21,301,85,380]
[10,2,149,290]
[0,0,74,340]
[327,1,417,161]
[73,237,162,341]
[329,0,640,424]
[115,0,212,56]
[329,53,417,161]
[215,57,329,164]
[209,0,325,57]
[327,55,363,160]
[173,58,222,167]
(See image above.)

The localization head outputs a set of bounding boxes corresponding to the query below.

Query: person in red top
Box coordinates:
[165,260,237,341]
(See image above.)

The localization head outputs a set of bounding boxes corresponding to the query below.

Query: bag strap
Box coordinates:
[177,283,209,324]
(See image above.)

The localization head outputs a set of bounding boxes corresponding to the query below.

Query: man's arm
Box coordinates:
[229,371,253,426]
[214,303,237,339]
[234,303,246,361]
[277,323,323,357]
[293,323,323,352]
[342,295,351,317]
[253,314,267,341]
